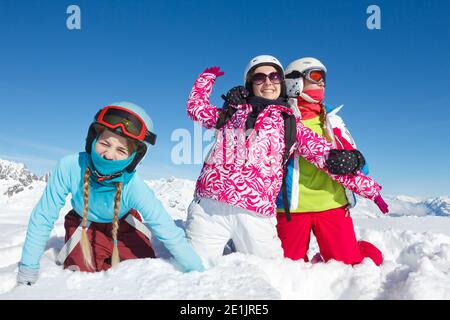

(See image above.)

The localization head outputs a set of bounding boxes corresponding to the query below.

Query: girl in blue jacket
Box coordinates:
[17,102,204,285]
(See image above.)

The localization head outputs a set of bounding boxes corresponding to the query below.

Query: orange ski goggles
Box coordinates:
[95,105,156,145]
[286,69,326,85]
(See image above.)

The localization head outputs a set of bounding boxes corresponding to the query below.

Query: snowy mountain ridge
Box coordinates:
[422,196,450,216]
[0,159,49,197]
[0,158,449,217]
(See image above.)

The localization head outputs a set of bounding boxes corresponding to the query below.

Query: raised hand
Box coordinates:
[203,66,224,78]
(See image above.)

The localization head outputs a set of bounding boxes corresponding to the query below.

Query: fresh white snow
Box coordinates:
[0,160,449,300]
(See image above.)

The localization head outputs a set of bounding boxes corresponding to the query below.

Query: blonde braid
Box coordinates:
[80,167,94,270]
[320,103,333,143]
[111,182,123,267]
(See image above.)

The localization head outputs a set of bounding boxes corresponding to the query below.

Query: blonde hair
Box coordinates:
[319,103,333,143]
[80,167,123,270]
[80,167,94,270]
[111,181,123,267]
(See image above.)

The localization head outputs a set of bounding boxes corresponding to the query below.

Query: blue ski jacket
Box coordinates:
[20,152,204,272]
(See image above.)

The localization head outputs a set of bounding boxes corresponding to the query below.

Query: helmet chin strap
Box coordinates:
[299,91,321,104]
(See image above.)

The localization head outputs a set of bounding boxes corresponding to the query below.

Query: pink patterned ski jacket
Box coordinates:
[187,71,382,217]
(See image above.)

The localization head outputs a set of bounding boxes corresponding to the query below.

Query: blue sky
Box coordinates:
[0,0,449,197]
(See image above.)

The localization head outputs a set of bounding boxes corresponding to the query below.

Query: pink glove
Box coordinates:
[204,66,224,78]
[374,195,389,214]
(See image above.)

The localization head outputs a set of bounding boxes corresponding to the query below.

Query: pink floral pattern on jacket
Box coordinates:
[187,72,382,217]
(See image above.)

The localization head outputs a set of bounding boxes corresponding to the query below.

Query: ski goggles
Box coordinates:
[251,72,283,85]
[95,106,157,145]
[286,69,326,85]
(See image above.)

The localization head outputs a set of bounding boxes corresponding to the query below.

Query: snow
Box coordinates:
[0,162,449,300]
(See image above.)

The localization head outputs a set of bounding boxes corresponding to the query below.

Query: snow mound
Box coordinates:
[2,228,449,299]
[145,177,196,220]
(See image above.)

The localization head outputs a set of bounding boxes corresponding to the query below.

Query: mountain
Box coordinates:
[349,194,450,218]
[0,159,48,197]
[422,196,450,216]
[0,158,448,218]
[386,195,450,217]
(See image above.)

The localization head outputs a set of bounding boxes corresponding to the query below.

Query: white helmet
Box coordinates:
[243,55,285,96]
[285,57,327,76]
[284,57,327,103]
[243,55,284,83]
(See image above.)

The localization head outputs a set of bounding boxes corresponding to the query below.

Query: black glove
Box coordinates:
[221,86,249,108]
[325,149,366,175]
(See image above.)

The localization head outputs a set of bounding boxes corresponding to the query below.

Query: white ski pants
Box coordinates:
[186,197,284,268]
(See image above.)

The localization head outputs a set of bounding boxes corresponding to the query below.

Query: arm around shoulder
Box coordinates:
[295,120,333,169]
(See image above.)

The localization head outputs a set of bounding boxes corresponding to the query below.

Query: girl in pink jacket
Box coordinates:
[185,55,388,268]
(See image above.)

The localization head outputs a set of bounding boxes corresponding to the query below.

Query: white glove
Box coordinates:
[17,264,39,286]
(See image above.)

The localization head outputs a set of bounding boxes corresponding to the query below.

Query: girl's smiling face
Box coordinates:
[251,65,282,100]
[94,129,135,160]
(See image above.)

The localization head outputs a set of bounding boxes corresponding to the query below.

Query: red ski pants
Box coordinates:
[63,209,156,272]
[276,206,382,266]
